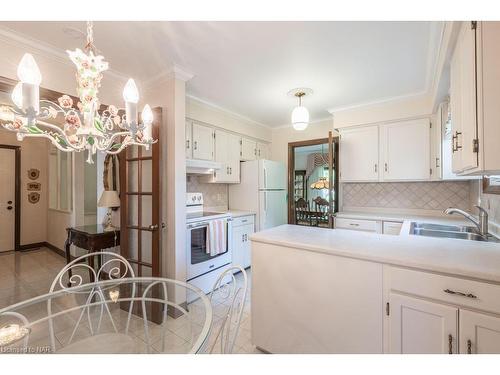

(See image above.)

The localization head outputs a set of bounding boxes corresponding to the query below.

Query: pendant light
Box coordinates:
[288,88,312,131]
[291,92,309,130]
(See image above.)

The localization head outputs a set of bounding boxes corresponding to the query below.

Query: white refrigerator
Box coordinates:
[229,159,287,231]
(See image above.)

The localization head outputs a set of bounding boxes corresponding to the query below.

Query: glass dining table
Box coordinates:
[0,277,213,354]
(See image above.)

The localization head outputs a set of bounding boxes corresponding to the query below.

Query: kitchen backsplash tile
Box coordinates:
[471,179,500,232]
[342,181,472,212]
[186,176,228,209]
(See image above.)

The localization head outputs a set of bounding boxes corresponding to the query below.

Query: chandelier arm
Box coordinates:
[103,141,151,155]
[34,120,87,151]
[18,133,78,152]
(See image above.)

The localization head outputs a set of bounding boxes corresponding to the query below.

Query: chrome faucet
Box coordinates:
[444,205,489,236]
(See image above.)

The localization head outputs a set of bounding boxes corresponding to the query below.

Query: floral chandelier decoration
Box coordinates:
[0,21,155,164]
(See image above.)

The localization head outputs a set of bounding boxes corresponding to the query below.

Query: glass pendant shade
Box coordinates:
[123,78,139,103]
[292,105,309,131]
[310,177,329,190]
[17,53,42,85]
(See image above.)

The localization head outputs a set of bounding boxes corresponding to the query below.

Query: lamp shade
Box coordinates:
[292,105,309,131]
[98,190,120,208]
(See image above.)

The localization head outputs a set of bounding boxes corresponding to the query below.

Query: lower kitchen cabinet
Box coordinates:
[232,215,255,270]
[389,292,458,354]
[460,310,500,354]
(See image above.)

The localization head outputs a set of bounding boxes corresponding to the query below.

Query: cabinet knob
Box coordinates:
[467,339,472,354]
[448,334,453,354]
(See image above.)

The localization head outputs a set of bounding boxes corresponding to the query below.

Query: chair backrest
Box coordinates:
[208,266,248,354]
[295,198,310,222]
[313,196,329,213]
[47,251,135,352]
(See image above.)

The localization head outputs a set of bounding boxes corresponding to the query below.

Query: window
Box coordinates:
[49,145,73,212]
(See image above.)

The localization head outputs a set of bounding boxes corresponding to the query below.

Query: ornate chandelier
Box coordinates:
[0,21,155,164]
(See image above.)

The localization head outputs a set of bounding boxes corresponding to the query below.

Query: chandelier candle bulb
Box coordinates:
[17,54,41,114]
[123,78,139,124]
[11,83,23,109]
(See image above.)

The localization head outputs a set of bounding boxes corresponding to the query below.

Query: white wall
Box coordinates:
[271,119,335,167]
[332,94,432,129]
[186,96,272,142]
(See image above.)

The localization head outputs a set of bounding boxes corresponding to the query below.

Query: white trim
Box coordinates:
[186,94,272,130]
[0,25,129,82]
[142,64,195,89]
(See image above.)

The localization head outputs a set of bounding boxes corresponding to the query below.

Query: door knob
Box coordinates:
[7,206,13,210]
[7,201,12,204]
[149,224,159,230]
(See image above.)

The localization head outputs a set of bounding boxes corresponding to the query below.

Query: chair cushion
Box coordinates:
[56,333,137,354]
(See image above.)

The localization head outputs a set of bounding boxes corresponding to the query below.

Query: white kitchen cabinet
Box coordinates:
[460,310,500,354]
[335,218,380,233]
[450,21,500,175]
[203,130,241,183]
[339,125,379,182]
[380,119,431,181]
[256,142,269,159]
[389,292,458,354]
[185,120,193,158]
[192,122,214,161]
[382,221,402,235]
[241,138,257,161]
[232,215,254,270]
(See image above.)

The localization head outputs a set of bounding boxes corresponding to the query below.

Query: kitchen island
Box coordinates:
[250,224,500,354]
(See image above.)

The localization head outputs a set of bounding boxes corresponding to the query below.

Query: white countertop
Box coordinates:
[225,210,256,218]
[251,224,500,283]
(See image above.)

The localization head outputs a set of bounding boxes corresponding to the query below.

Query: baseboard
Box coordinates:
[43,242,66,258]
[18,242,46,251]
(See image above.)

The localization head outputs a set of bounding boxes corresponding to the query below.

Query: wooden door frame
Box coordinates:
[0,144,21,251]
[287,134,339,225]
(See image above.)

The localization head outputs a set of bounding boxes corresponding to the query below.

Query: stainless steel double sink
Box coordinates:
[409,222,500,242]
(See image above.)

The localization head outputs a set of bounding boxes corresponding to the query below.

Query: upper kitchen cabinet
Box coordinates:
[209,129,241,183]
[191,122,215,161]
[450,21,500,175]
[380,119,431,181]
[185,120,193,158]
[339,125,379,182]
[241,137,257,161]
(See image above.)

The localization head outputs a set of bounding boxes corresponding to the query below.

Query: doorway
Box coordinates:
[0,145,20,252]
[287,132,339,228]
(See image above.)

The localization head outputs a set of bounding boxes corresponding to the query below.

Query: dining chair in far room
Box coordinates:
[295,197,311,226]
[47,251,136,353]
[208,266,248,354]
[312,196,329,227]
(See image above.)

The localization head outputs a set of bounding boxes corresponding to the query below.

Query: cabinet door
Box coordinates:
[185,120,192,158]
[460,310,500,354]
[227,133,241,183]
[389,293,458,354]
[339,126,379,181]
[214,129,230,182]
[241,223,254,268]
[457,21,479,172]
[381,119,431,181]
[192,122,214,161]
[257,142,269,159]
[241,138,257,161]
[231,226,245,271]
[450,41,463,173]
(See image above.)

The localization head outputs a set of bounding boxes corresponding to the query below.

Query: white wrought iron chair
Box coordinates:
[47,251,136,353]
[208,265,248,354]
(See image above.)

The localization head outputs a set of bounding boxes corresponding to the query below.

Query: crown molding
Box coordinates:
[0,25,130,82]
[186,94,272,130]
[142,64,195,90]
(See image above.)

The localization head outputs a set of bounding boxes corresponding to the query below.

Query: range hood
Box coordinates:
[186,159,222,175]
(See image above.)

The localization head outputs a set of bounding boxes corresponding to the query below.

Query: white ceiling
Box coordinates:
[0,21,443,127]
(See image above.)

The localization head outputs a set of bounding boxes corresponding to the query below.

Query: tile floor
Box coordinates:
[0,247,262,354]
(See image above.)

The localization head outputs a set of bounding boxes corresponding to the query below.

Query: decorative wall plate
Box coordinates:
[28,192,40,204]
[28,168,40,180]
[27,182,41,191]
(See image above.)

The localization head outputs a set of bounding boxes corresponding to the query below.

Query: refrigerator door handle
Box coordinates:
[263,167,267,189]
[264,191,267,212]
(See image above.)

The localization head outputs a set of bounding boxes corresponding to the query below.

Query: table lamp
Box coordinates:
[98,190,120,231]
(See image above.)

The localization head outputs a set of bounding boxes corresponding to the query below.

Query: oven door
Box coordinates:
[186,219,232,280]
